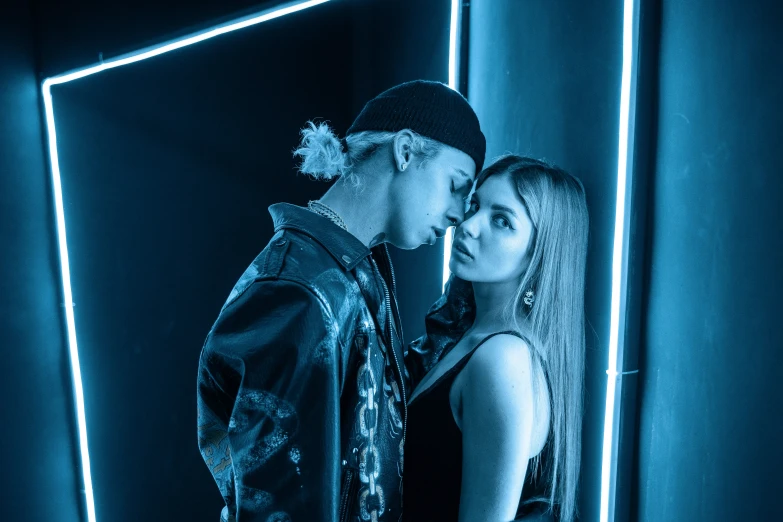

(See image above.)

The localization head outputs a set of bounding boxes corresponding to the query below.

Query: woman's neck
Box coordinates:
[468,279,522,334]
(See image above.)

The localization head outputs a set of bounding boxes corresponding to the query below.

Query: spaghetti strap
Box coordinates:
[409,330,530,406]
[451,330,529,375]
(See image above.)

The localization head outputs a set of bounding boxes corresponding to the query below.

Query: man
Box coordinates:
[197,80,485,521]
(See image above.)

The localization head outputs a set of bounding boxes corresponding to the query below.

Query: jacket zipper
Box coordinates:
[384,244,405,344]
[338,467,356,522]
[370,256,407,447]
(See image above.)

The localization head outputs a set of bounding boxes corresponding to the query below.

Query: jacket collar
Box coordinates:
[426,274,476,337]
[269,202,371,271]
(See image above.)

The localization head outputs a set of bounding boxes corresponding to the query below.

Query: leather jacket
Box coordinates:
[197,203,407,522]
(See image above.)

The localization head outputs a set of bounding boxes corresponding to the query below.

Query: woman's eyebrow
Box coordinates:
[490,203,519,218]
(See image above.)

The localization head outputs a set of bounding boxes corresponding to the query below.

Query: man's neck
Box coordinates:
[318,166,391,249]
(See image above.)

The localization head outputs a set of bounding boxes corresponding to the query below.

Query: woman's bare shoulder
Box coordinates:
[461,333,535,411]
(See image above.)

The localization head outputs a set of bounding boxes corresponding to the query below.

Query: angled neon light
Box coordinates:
[443,0,461,290]
[600,0,640,520]
[40,2,331,521]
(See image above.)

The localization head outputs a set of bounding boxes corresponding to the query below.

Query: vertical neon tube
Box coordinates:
[444,0,461,290]
[600,0,639,520]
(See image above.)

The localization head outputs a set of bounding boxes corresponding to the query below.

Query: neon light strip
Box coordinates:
[600,0,639,520]
[41,82,97,522]
[45,0,330,86]
[443,0,461,290]
[448,0,460,90]
[40,2,332,521]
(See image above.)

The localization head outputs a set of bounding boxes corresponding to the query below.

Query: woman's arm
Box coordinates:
[458,334,537,522]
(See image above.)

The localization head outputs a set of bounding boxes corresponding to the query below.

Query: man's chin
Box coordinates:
[385,238,417,251]
[386,230,433,250]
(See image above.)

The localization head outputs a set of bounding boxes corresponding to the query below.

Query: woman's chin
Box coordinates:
[448,259,470,280]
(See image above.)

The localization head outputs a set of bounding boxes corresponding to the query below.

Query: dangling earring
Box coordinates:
[523,289,536,307]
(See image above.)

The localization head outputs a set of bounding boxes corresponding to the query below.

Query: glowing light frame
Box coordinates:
[40,2,331,521]
[600,0,641,520]
[443,0,462,289]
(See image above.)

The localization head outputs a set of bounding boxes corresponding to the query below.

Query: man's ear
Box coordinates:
[392,130,415,171]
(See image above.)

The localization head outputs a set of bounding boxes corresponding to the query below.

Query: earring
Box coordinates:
[523,289,536,307]
[400,163,407,171]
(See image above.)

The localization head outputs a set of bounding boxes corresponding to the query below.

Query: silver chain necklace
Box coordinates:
[307,200,348,231]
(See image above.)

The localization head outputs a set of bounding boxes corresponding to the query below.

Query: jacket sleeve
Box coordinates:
[197,278,343,522]
[404,274,476,390]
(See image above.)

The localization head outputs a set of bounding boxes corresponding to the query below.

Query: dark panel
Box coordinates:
[636,0,783,520]
[48,3,355,521]
[0,1,82,521]
[467,1,624,520]
[35,0,454,360]
[44,0,454,520]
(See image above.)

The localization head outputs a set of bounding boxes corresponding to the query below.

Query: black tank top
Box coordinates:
[402,331,554,521]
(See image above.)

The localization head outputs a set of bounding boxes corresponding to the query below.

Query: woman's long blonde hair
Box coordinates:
[478,155,589,522]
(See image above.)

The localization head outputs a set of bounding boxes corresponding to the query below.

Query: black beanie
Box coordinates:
[346,80,486,173]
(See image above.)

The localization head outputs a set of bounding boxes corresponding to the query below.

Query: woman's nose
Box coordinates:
[459,214,479,238]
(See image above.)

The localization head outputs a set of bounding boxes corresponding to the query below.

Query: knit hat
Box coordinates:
[346,80,486,172]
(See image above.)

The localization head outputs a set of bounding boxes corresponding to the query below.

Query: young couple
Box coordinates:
[197,80,589,522]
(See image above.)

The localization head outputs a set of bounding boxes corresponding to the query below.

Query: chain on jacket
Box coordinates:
[197,203,407,522]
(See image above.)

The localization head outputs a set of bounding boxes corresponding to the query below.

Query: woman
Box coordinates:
[403,155,589,522]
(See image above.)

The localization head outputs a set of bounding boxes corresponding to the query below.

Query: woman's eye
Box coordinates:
[494,216,511,228]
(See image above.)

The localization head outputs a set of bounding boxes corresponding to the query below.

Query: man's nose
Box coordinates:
[446,206,465,228]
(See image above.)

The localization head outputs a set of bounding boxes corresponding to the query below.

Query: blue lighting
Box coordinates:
[44,0,330,87]
[443,0,461,290]
[40,2,331,521]
[41,80,97,522]
[448,0,460,90]
[600,0,639,520]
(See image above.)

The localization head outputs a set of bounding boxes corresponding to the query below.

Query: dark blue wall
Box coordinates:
[0,1,82,521]
[635,1,783,520]
[5,1,781,521]
[10,1,453,521]
[49,5,356,520]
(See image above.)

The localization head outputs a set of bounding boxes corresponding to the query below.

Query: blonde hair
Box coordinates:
[293,121,444,187]
[480,155,589,522]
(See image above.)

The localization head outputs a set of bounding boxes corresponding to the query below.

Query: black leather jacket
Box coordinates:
[197,203,407,522]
